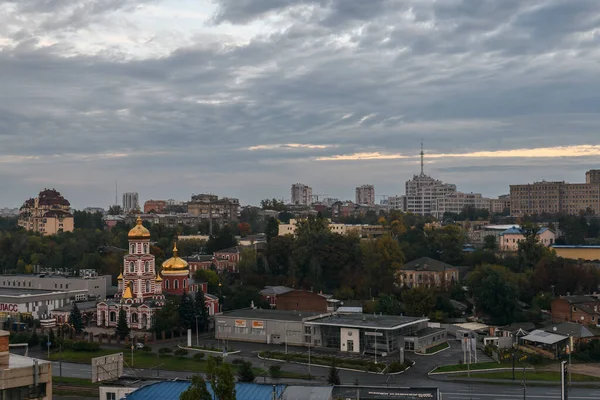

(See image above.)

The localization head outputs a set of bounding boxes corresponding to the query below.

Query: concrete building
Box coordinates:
[0,286,87,321]
[551,295,600,326]
[510,171,600,217]
[431,192,491,219]
[490,195,511,214]
[499,227,556,251]
[122,192,140,214]
[355,185,375,206]
[397,257,459,289]
[18,189,74,235]
[385,195,406,211]
[291,184,313,206]
[0,330,52,399]
[275,290,337,313]
[143,200,167,214]
[0,274,111,300]
[551,245,600,261]
[187,194,240,222]
[278,219,388,238]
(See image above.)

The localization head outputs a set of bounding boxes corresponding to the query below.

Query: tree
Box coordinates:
[483,235,497,250]
[179,292,196,330]
[468,265,518,325]
[517,224,548,271]
[115,307,130,339]
[376,293,402,315]
[237,222,252,237]
[402,287,435,317]
[206,226,237,253]
[179,375,212,400]
[69,302,84,333]
[107,205,123,215]
[194,289,210,333]
[152,300,179,334]
[237,360,255,382]
[213,363,236,400]
[265,217,279,242]
[327,362,341,385]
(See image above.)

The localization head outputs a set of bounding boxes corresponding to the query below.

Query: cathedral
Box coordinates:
[97,218,219,330]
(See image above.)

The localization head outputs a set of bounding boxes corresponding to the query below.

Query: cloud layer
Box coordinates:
[1,0,600,208]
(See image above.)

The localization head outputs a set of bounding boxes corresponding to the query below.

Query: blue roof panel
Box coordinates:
[125,382,287,400]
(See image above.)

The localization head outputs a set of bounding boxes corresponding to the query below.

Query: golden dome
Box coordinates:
[156,273,163,282]
[128,217,150,239]
[161,242,189,274]
[117,272,123,281]
[123,282,133,299]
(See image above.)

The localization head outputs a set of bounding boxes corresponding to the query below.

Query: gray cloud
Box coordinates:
[0,0,600,208]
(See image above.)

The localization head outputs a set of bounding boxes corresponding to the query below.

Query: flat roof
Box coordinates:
[306,314,426,330]
[8,354,51,369]
[0,288,86,297]
[551,245,600,249]
[218,309,323,322]
[522,329,567,345]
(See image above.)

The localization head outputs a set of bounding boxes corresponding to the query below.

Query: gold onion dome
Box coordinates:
[128,216,150,239]
[161,242,189,274]
[155,273,163,282]
[122,282,133,299]
[117,272,123,281]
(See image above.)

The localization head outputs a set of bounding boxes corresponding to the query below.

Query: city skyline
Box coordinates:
[1,1,600,209]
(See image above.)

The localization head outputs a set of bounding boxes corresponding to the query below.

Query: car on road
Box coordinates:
[135,342,145,349]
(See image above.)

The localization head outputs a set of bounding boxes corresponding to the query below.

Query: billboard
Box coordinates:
[234,320,246,328]
[252,321,264,329]
[91,353,124,383]
[334,386,439,400]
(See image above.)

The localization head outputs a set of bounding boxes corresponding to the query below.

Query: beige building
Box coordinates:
[551,245,600,261]
[0,330,52,399]
[355,185,375,206]
[187,194,239,221]
[499,227,556,251]
[18,189,74,235]
[510,171,600,217]
[490,194,511,214]
[291,183,313,206]
[431,192,491,219]
[397,257,459,289]
[278,219,388,238]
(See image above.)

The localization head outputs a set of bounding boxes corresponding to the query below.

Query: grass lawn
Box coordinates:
[454,370,600,382]
[425,342,450,354]
[434,362,513,373]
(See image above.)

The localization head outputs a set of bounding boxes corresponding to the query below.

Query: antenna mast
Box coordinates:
[115,181,118,207]
[420,141,424,175]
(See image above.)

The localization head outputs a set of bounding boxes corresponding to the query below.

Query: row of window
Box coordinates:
[127,260,153,273]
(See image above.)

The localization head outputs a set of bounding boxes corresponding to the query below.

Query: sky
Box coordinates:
[1,0,600,209]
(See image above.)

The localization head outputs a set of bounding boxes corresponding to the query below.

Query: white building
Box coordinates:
[291,183,313,206]
[355,185,375,206]
[431,192,492,219]
[405,174,457,216]
[122,192,139,213]
[385,195,406,211]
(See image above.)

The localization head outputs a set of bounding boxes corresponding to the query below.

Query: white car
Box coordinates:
[135,343,145,349]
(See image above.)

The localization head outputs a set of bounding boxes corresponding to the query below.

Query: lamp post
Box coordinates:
[130,333,134,367]
[195,316,200,347]
[284,321,288,354]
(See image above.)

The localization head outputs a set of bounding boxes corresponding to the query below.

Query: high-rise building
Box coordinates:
[291,183,313,206]
[144,199,166,214]
[431,192,492,219]
[18,189,74,235]
[355,185,375,205]
[404,146,457,216]
[122,192,139,213]
[490,195,511,214]
[510,170,600,217]
[187,194,240,221]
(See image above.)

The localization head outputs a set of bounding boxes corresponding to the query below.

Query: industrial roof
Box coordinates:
[453,322,489,331]
[281,386,333,400]
[521,329,567,345]
[400,257,455,272]
[306,313,425,330]
[125,382,287,400]
[259,286,294,296]
[218,309,323,322]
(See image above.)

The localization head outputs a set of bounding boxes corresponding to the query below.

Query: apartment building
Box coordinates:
[499,227,556,251]
[431,192,491,219]
[397,257,459,289]
[510,170,600,216]
[187,194,240,221]
[18,189,74,235]
[551,295,600,326]
[291,183,313,206]
[405,174,457,216]
[278,219,388,238]
[490,195,511,214]
[122,192,140,213]
[143,199,167,213]
[355,185,375,206]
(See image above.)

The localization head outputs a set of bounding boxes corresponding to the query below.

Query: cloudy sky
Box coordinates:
[1,0,600,209]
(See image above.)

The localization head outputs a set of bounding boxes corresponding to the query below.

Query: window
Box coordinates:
[110,312,116,322]
[144,244,148,254]
[165,280,169,289]
[131,313,138,323]
[174,280,179,289]
[144,261,149,273]
[130,244,135,254]
[573,306,577,312]
[146,281,151,293]
[129,262,135,273]
[183,280,187,288]
[106,392,116,400]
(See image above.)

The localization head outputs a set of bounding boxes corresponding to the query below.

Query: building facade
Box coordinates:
[18,189,74,235]
[122,192,140,214]
[143,200,167,214]
[275,290,331,313]
[397,257,459,289]
[0,287,87,321]
[187,194,240,222]
[510,171,600,216]
[551,295,600,326]
[551,245,600,261]
[355,185,375,206]
[0,274,111,300]
[431,192,491,219]
[291,184,313,206]
[405,174,457,216]
[278,219,388,238]
[490,195,511,214]
[499,227,556,251]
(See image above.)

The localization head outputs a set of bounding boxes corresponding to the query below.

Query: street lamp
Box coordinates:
[195,316,200,347]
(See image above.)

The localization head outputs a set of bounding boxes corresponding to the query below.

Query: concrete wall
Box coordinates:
[340,327,360,353]
[215,316,306,346]
[0,275,110,299]
[100,386,136,400]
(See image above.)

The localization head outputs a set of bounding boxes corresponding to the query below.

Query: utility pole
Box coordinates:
[195,316,200,347]
[561,360,568,400]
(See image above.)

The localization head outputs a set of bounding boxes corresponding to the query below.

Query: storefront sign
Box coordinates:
[234,319,246,328]
[0,304,19,313]
[365,331,383,337]
[252,321,264,329]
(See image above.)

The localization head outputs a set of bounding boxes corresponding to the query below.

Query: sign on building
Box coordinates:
[234,320,246,328]
[252,321,264,329]
[91,353,124,383]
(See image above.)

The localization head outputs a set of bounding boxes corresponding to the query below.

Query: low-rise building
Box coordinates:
[490,195,511,214]
[499,227,556,251]
[143,200,167,214]
[551,295,600,326]
[259,286,294,308]
[275,290,335,313]
[0,274,111,299]
[397,257,459,289]
[187,194,240,222]
[0,286,88,321]
[278,219,388,238]
[0,330,52,399]
[18,189,74,235]
[551,245,600,261]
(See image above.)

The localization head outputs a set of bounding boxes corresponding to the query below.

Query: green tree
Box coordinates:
[265,217,280,242]
[213,363,236,400]
[468,265,518,325]
[237,360,255,382]
[327,362,341,385]
[178,292,196,330]
[483,235,497,250]
[179,375,212,400]
[108,205,123,215]
[517,224,548,271]
[152,300,179,334]
[402,287,435,317]
[69,303,84,333]
[115,307,130,339]
[376,293,402,315]
[206,226,237,253]
[194,290,210,333]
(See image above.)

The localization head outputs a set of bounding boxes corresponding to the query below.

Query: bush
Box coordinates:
[193,353,205,361]
[159,347,173,356]
[268,365,281,379]
[388,362,406,373]
[140,345,152,352]
[231,358,245,365]
[72,341,100,352]
[174,349,188,358]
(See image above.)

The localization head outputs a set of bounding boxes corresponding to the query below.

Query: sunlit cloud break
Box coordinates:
[248,143,336,151]
[317,145,600,161]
